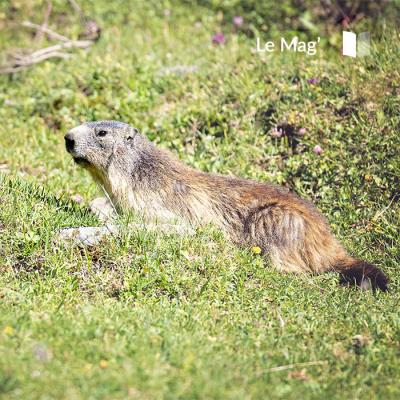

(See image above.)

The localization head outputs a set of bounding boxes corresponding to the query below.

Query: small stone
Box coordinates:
[32,342,53,363]
[0,163,10,174]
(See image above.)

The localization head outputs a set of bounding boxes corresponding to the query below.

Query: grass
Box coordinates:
[0,1,399,399]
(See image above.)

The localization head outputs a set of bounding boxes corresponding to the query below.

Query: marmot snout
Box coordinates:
[64,120,389,291]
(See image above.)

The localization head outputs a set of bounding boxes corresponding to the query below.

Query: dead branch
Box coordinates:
[25,39,94,58]
[0,20,96,74]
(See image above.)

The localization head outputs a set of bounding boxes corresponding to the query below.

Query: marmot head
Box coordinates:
[64,120,139,171]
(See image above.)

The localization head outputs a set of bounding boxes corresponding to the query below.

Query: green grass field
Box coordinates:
[0,1,399,399]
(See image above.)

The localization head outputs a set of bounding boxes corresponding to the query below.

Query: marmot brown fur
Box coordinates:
[64,120,389,291]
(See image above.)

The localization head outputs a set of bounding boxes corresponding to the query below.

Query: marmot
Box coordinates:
[64,120,389,291]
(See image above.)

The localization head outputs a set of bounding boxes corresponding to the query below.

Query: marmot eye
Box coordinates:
[97,130,108,137]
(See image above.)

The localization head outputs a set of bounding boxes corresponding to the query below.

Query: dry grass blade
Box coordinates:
[266,360,328,373]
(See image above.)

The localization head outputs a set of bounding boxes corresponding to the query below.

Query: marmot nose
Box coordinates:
[64,133,75,153]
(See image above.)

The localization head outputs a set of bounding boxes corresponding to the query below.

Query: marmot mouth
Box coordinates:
[73,157,90,166]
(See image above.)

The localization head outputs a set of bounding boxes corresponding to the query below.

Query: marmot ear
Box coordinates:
[125,127,139,142]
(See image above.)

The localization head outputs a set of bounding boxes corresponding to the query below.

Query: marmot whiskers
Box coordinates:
[64,120,389,291]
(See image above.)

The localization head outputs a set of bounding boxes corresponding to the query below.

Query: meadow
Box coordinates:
[0,1,399,399]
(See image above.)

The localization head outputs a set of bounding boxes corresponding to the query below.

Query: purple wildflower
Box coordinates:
[233,16,243,27]
[313,144,323,155]
[307,77,318,85]
[270,128,284,138]
[71,194,84,204]
[298,128,306,135]
[212,32,225,45]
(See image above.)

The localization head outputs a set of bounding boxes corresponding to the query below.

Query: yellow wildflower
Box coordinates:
[3,326,14,335]
[251,246,262,255]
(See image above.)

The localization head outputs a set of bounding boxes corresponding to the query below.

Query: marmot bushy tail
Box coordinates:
[64,120,389,291]
[338,259,388,291]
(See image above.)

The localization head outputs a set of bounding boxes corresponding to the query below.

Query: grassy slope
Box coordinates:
[0,1,399,399]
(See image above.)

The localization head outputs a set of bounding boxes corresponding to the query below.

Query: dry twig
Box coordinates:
[34,1,53,43]
[22,21,70,42]
[68,0,84,18]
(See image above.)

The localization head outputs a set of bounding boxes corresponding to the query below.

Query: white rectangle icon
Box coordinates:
[357,32,371,57]
[343,31,356,57]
